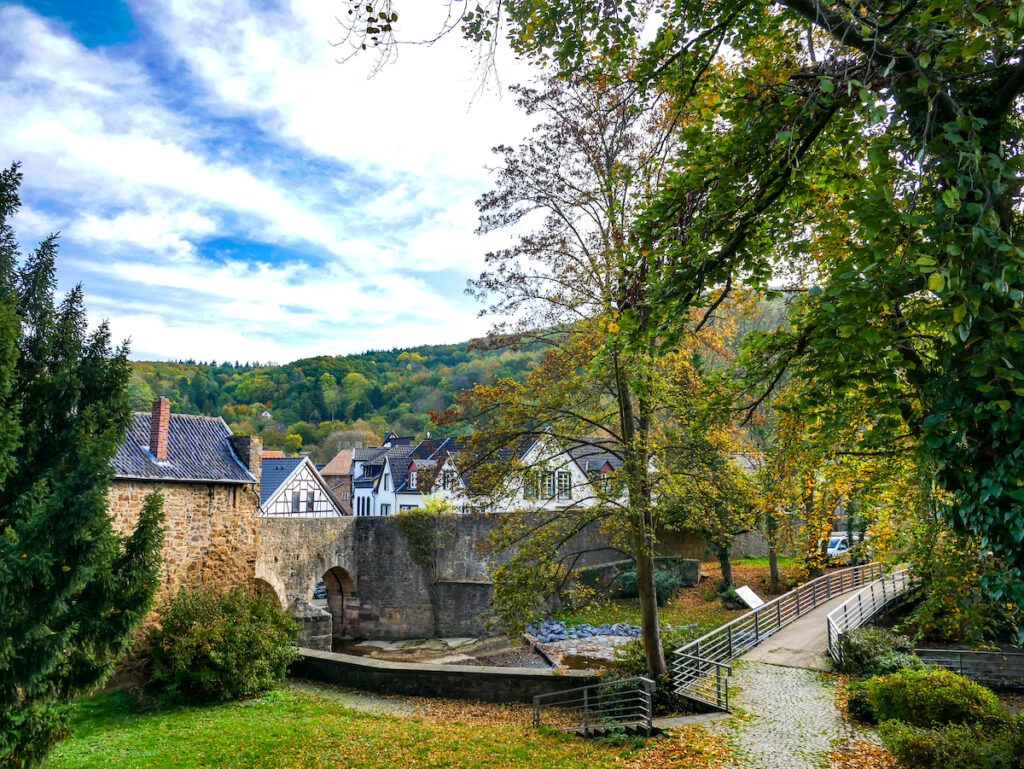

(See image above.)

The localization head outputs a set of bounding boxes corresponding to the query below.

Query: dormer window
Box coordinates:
[409,471,417,490]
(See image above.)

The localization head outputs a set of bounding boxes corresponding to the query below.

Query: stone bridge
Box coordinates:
[255,515,626,645]
[255,515,768,648]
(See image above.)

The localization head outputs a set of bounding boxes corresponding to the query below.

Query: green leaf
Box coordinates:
[929,273,945,292]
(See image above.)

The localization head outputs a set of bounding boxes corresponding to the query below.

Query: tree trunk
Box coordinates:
[614,352,666,678]
[633,527,667,677]
[717,545,734,587]
[766,512,780,593]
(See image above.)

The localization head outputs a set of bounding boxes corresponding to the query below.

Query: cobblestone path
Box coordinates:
[709,662,874,769]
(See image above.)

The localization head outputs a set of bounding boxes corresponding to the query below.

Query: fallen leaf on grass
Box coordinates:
[624,726,734,769]
[830,739,898,769]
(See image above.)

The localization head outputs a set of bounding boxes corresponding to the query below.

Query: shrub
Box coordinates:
[846,682,876,723]
[869,650,926,676]
[880,718,1024,769]
[835,626,915,674]
[714,580,741,607]
[149,585,298,701]
[616,570,685,606]
[865,668,1003,727]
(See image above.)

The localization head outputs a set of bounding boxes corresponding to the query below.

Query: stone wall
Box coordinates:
[655,528,769,560]
[292,648,600,703]
[108,479,262,604]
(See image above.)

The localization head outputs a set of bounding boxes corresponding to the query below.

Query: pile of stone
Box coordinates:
[526,619,641,644]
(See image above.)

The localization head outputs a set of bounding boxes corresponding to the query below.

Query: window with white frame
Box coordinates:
[380,503,391,516]
[542,471,555,499]
[383,474,390,491]
[409,471,417,490]
[523,471,539,499]
[556,470,571,500]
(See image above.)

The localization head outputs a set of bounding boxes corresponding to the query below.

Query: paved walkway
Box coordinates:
[740,593,850,670]
[708,662,874,769]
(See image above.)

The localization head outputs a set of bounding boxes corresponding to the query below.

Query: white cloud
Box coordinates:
[79,254,491,361]
[136,0,536,178]
[0,2,536,362]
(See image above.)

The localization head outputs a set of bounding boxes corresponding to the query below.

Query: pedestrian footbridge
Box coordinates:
[671,563,911,709]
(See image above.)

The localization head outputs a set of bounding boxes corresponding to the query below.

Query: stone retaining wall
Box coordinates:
[291,648,600,703]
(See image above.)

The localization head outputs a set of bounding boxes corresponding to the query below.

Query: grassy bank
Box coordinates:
[559,558,801,631]
[44,687,635,769]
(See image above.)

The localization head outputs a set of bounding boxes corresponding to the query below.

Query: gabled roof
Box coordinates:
[321,448,353,476]
[259,457,305,506]
[113,413,256,484]
[353,446,389,462]
[567,441,624,476]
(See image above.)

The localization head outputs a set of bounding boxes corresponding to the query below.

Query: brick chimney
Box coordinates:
[149,397,170,461]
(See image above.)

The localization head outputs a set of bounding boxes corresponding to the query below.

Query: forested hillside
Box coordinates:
[129,342,543,459]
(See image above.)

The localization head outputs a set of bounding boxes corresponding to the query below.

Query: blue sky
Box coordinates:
[0,0,534,362]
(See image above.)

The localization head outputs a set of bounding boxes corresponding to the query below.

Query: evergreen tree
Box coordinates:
[0,163,164,768]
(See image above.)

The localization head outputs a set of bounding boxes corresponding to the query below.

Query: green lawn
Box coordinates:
[44,688,634,769]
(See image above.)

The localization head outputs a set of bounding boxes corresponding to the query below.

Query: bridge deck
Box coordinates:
[740,593,850,671]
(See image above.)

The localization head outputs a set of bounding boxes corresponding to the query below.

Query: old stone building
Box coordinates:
[109,397,263,602]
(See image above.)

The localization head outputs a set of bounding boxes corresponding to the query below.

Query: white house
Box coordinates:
[425,435,623,514]
[260,456,344,517]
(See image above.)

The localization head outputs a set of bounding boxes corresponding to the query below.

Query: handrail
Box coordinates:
[916,647,1024,687]
[533,676,655,736]
[825,568,913,664]
[671,561,889,708]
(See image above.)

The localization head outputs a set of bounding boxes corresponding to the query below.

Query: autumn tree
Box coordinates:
[0,164,163,767]
[342,0,1024,618]
[434,74,750,678]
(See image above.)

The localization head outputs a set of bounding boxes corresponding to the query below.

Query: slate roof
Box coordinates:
[353,446,389,462]
[567,440,624,476]
[259,457,305,506]
[113,413,256,484]
[384,445,417,492]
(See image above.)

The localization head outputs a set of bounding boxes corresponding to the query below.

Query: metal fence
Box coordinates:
[917,648,1024,688]
[672,561,888,709]
[533,676,655,737]
[825,568,913,664]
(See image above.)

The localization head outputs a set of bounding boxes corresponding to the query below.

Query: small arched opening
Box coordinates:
[253,577,282,606]
[322,566,357,645]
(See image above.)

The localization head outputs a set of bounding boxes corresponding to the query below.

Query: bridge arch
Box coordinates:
[322,566,358,642]
[253,565,287,608]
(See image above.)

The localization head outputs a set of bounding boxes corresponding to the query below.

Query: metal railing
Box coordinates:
[826,568,913,664]
[673,653,731,710]
[533,676,655,737]
[917,647,1024,688]
[672,561,888,709]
